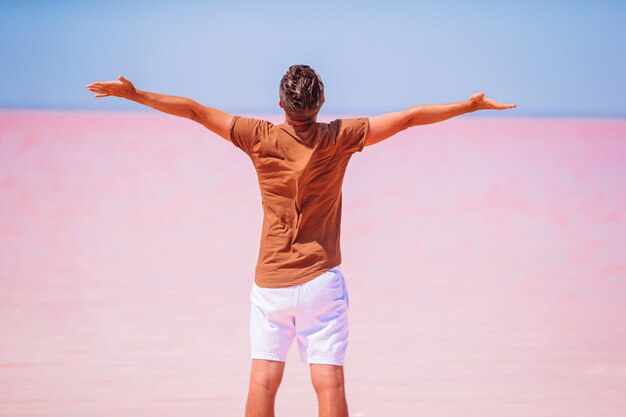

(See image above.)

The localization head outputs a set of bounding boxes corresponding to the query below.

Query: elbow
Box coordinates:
[186,99,200,120]
[401,109,415,129]
[187,109,198,121]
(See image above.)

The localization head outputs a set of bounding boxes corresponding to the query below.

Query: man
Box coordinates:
[86,65,515,417]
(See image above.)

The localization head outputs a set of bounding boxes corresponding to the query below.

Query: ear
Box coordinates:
[278,100,283,109]
[321,97,326,105]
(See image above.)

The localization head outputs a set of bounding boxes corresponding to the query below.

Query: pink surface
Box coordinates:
[1,110,625,416]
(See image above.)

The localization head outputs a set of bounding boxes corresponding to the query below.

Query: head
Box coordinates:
[279,65,325,121]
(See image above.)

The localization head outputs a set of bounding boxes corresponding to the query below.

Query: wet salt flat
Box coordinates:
[1,110,625,416]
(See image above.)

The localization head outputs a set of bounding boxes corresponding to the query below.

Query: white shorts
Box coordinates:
[249,265,350,366]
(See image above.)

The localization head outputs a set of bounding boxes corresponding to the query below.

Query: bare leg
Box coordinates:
[245,359,286,417]
[310,363,349,417]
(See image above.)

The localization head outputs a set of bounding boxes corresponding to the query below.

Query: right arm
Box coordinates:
[86,75,233,141]
[364,92,516,147]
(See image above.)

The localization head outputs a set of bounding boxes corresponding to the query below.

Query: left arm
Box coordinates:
[365,92,516,147]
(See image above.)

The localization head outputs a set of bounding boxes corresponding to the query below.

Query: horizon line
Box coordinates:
[1,105,626,119]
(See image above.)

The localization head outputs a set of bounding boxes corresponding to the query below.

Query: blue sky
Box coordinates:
[1,0,625,117]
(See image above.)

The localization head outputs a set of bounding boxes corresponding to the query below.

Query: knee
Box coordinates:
[313,378,344,395]
[251,374,282,394]
[311,367,345,394]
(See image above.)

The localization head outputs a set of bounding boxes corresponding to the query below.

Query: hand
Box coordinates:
[86,75,137,99]
[468,92,516,111]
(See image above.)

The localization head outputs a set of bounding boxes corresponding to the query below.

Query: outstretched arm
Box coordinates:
[364,92,516,147]
[86,75,233,141]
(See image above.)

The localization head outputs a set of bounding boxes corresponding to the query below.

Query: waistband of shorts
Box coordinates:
[252,264,343,289]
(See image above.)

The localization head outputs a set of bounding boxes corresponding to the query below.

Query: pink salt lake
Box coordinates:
[1,110,625,416]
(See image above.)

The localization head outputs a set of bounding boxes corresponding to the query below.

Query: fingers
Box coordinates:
[86,81,119,89]
[496,103,517,109]
[86,84,106,93]
[86,86,106,94]
[86,83,114,92]
[86,84,112,98]
[481,97,516,110]
[469,92,516,110]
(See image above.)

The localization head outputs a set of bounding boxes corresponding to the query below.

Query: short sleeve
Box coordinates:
[336,117,370,155]
[229,116,271,156]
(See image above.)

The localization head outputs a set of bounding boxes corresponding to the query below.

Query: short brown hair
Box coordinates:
[279,65,325,121]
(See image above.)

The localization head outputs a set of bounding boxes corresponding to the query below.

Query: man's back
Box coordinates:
[229,116,369,288]
[86,64,515,417]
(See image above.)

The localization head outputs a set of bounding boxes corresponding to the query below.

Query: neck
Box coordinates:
[284,114,317,127]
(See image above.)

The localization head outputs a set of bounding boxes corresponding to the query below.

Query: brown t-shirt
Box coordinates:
[229,115,369,288]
